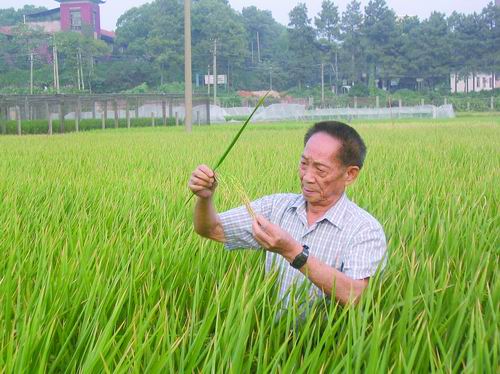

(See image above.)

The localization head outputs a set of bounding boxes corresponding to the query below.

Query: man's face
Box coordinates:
[299,132,354,206]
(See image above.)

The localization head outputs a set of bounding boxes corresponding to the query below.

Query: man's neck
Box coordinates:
[305,193,344,224]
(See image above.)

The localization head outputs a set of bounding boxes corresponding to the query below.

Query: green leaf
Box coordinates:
[184,91,269,205]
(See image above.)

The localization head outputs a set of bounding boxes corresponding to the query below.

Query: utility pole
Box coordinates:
[321,63,325,106]
[213,38,217,106]
[76,52,81,91]
[251,40,254,64]
[207,64,211,96]
[256,31,261,63]
[79,50,85,91]
[226,60,229,92]
[335,51,339,94]
[56,46,60,93]
[88,55,94,94]
[53,43,56,91]
[184,0,192,131]
[53,41,60,94]
[270,68,273,90]
[30,52,34,95]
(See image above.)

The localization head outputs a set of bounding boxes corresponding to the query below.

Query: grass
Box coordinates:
[0,115,498,372]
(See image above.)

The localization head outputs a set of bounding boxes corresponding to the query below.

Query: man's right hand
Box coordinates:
[188,164,217,199]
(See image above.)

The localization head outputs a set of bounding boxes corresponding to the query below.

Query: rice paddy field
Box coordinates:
[0,115,498,372]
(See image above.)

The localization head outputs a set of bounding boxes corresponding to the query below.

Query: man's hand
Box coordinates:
[188,164,217,199]
[252,215,302,262]
[252,217,370,305]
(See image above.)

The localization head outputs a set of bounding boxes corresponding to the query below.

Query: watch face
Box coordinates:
[291,245,309,269]
[292,254,307,269]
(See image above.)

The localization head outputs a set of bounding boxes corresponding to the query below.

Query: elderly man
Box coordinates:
[189,121,386,305]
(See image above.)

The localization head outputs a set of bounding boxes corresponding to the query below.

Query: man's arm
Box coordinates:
[193,196,226,242]
[189,165,226,242]
[252,215,381,305]
[283,243,368,305]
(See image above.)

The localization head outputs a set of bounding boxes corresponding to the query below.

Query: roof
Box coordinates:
[100,29,116,42]
[101,29,115,38]
[0,26,14,36]
[55,0,105,3]
[237,90,281,98]
[26,8,60,19]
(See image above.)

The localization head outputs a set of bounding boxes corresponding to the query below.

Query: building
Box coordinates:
[450,73,499,93]
[0,0,114,43]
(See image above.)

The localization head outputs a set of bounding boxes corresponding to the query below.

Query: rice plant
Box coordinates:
[0,115,498,372]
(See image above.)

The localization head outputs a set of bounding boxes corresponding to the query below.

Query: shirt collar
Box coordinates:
[290,193,349,229]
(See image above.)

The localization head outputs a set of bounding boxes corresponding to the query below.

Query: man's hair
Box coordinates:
[304,121,367,169]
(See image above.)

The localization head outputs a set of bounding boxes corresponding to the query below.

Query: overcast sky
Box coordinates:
[1,0,491,31]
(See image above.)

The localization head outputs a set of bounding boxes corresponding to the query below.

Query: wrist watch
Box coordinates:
[291,244,309,269]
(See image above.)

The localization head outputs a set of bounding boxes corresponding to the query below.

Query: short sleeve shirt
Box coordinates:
[219,193,387,302]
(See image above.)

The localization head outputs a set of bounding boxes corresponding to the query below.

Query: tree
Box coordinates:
[288,3,318,88]
[340,0,364,85]
[403,12,451,89]
[448,12,486,92]
[10,24,47,69]
[238,6,288,89]
[480,2,500,78]
[115,2,157,81]
[241,6,283,63]
[115,0,248,90]
[315,1,341,88]
[363,0,398,90]
[192,0,247,84]
[392,16,420,88]
[54,31,109,91]
[315,1,340,43]
[145,0,184,84]
[0,5,48,26]
[1,0,497,94]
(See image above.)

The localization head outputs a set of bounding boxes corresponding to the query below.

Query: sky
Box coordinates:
[1,0,491,31]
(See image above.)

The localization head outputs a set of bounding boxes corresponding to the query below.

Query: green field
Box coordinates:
[0,115,498,372]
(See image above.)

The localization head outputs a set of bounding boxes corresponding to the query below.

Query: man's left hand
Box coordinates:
[252,215,302,262]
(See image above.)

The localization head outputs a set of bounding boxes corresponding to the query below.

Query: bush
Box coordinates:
[1,117,184,135]
[224,115,248,122]
[218,94,242,107]
[123,83,150,94]
[348,84,370,97]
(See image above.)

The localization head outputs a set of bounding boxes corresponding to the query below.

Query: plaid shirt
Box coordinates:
[219,193,387,301]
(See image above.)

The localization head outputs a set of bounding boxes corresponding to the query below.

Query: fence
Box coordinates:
[1,93,497,134]
[0,93,211,135]
[222,95,499,113]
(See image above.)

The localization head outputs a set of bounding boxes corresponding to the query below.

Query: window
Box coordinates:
[476,77,480,88]
[70,10,82,31]
[92,11,96,28]
[490,78,493,88]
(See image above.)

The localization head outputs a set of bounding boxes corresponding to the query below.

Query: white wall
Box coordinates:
[450,73,496,93]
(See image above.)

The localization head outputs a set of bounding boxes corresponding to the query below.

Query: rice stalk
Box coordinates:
[185,92,269,205]
[0,115,498,371]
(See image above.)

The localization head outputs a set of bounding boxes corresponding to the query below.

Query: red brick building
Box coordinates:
[0,0,114,43]
[59,0,103,36]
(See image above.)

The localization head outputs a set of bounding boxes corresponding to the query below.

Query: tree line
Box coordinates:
[0,1,498,95]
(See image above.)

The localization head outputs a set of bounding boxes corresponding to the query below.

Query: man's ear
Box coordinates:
[345,166,360,186]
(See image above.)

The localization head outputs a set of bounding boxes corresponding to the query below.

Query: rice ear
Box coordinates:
[231,177,256,220]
